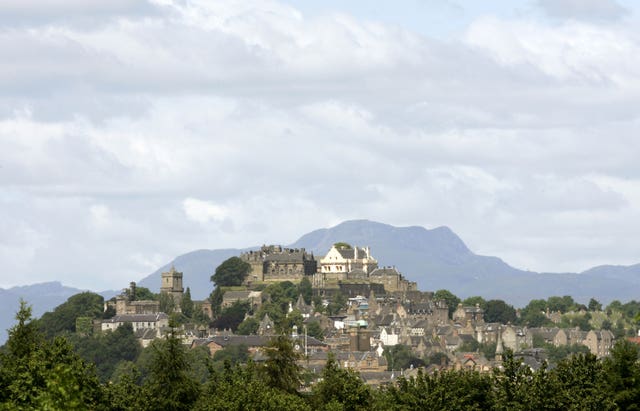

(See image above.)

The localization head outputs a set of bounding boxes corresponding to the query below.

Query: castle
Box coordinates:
[239,243,416,297]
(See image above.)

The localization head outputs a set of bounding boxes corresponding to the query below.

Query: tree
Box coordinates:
[211,257,251,287]
[588,298,602,312]
[327,292,347,316]
[311,353,371,410]
[484,299,517,324]
[237,317,259,335]
[306,321,324,340]
[333,242,352,249]
[181,287,195,318]
[298,276,313,305]
[604,339,640,410]
[39,292,105,338]
[433,289,460,318]
[212,301,250,331]
[383,344,424,371]
[158,291,176,314]
[144,327,200,410]
[262,335,302,394]
[212,344,249,366]
[1,301,104,409]
[462,296,487,309]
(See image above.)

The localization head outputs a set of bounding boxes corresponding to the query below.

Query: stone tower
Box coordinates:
[160,265,184,307]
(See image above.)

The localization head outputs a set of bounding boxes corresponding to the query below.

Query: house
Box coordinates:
[318,245,378,282]
[583,330,614,358]
[527,327,568,347]
[101,313,169,335]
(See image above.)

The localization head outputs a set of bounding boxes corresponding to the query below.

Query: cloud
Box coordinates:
[537,0,629,22]
[183,198,229,224]
[1,0,640,290]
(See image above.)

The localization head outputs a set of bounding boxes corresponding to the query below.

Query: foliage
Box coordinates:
[299,276,313,305]
[433,289,460,318]
[383,344,424,371]
[545,343,590,364]
[603,339,640,410]
[262,335,303,394]
[212,344,250,366]
[333,242,352,249]
[547,295,578,313]
[181,287,195,318]
[237,317,260,335]
[39,292,105,338]
[375,369,493,410]
[589,298,603,312]
[311,353,371,411]
[70,322,141,381]
[212,301,250,331]
[306,321,325,340]
[462,296,487,309]
[484,299,517,324]
[125,286,157,301]
[327,292,347,316]
[0,301,104,409]
[158,291,176,314]
[195,361,310,411]
[211,256,252,287]
[144,328,201,410]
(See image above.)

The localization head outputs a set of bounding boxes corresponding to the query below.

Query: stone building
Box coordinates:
[369,267,417,293]
[240,245,317,283]
[160,266,184,307]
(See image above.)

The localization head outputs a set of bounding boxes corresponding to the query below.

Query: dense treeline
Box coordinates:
[2,301,640,410]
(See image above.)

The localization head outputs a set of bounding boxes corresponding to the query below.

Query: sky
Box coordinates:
[1,0,640,291]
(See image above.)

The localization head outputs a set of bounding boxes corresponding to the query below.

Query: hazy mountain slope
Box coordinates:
[137,248,241,298]
[135,220,640,306]
[6,220,640,341]
[0,282,85,344]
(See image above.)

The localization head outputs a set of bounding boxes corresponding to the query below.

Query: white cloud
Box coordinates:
[183,198,230,224]
[1,0,640,290]
[537,0,629,22]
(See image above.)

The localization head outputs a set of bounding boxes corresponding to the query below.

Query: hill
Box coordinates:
[135,220,640,306]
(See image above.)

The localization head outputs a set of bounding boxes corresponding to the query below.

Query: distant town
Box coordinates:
[102,242,632,385]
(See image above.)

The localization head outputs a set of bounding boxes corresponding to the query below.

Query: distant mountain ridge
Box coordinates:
[4,220,640,343]
[136,220,640,306]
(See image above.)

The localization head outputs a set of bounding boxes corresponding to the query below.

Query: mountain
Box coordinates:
[135,220,640,307]
[5,220,640,343]
[0,282,85,344]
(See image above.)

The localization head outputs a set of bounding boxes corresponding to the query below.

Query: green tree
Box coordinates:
[212,344,250,366]
[298,276,313,305]
[1,301,104,409]
[434,289,460,319]
[158,291,176,314]
[212,301,250,331]
[547,295,577,313]
[383,344,424,371]
[181,287,195,318]
[211,256,251,287]
[39,292,105,338]
[604,339,640,410]
[327,292,347,316]
[306,321,325,340]
[262,335,302,394]
[333,242,352,249]
[144,327,200,410]
[484,299,517,324]
[588,298,602,312]
[237,317,260,335]
[311,353,371,410]
[462,296,487,309]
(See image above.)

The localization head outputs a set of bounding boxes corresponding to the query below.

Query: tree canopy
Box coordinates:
[211,257,252,287]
